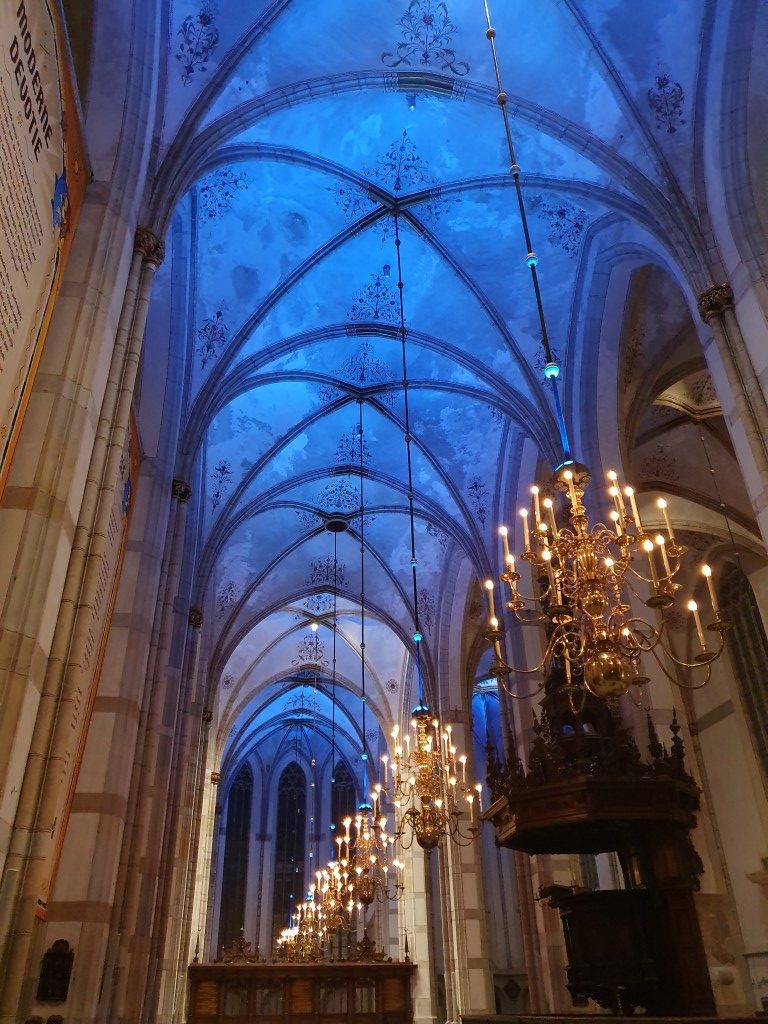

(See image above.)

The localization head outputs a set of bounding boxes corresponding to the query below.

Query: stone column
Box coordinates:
[438,723,495,1021]
[151,608,209,1024]
[110,475,192,1023]
[698,283,768,543]
[190,742,220,963]
[0,229,164,1021]
[401,839,438,1024]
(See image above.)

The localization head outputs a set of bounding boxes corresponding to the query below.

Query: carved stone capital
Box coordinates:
[202,707,213,724]
[210,772,220,785]
[134,226,166,267]
[697,283,734,324]
[172,478,192,502]
[188,607,203,628]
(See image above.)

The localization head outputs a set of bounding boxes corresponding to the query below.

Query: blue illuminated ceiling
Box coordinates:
[148,0,744,735]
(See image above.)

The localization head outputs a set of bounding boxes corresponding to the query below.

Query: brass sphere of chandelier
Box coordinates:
[485,463,730,711]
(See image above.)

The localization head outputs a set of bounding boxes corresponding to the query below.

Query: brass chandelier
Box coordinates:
[336,805,403,904]
[374,212,481,851]
[276,889,326,962]
[480,1,729,707]
[383,710,482,851]
[315,858,355,930]
[485,462,729,709]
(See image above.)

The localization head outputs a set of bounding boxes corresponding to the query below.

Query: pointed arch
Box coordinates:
[217,762,253,952]
[271,761,307,938]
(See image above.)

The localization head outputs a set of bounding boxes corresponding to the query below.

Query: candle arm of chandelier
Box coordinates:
[624,558,681,588]
[647,642,715,690]
[651,627,727,672]
[496,675,547,700]
[490,647,552,677]
[502,574,549,614]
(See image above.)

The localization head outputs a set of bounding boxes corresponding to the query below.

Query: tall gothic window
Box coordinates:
[271,762,306,939]
[331,760,356,835]
[719,564,768,780]
[218,762,253,953]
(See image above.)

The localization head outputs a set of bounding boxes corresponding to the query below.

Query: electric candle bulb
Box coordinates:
[311,621,318,632]
[608,472,627,515]
[531,485,541,524]
[519,507,531,549]
[656,497,675,541]
[564,468,578,505]
[499,524,511,562]
[484,578,496,621]
[610,509,623,537]
[543,496,558,535]
[687,599,707,650]
[655,534,671,576]
[702,564,720,615]
[643,536,658,585]
[625,486,642,532]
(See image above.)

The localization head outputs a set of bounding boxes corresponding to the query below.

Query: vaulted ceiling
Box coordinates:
[140,0,759,752]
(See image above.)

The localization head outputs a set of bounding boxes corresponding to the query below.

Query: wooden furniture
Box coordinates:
[187,960,415,1024]
[486,682,716,1016]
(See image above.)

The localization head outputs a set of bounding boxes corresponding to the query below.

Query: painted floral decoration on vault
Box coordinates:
[335,428,372,467]
[210,460,232,512]
[292,633,329,669]
[197,307,229,369]
[331,131,455,238]
[307,555,348,589]
[198,167,250,221]
[382,0,470,77]
[348,273,399,325]
[176,2,219,85]
[647,72,686,133]
[318,340,396,407]
[534,198,588,259]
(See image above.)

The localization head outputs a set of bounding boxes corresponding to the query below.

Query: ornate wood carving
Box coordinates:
[485,678,714,1015]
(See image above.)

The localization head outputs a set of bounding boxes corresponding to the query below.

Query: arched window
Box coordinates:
[218,762,253,953]
[331,760,356,836]
[719,564,768,779]
[271,762,306,939]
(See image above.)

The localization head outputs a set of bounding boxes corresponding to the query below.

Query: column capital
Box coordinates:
[697,283,734,324]
[202,707,213,724]
[172,478,192,502]
[188,607,204,628]
[210,772,220,785]
[134,226,166,267]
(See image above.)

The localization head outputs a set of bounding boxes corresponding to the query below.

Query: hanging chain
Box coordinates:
[394,211,426,704]
[358,400,369,796]
[481,0,572,460]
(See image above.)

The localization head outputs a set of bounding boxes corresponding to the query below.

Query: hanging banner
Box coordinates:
[0,0,86,494]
